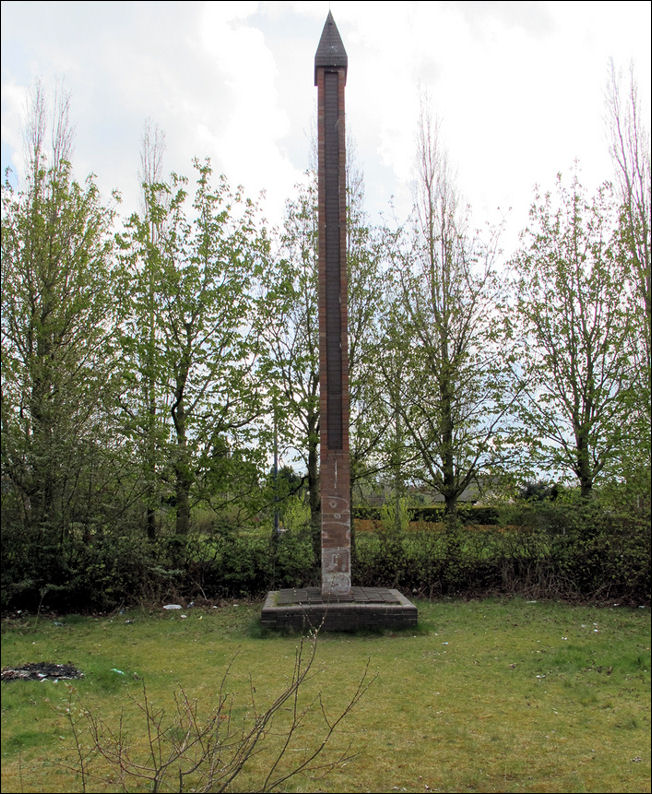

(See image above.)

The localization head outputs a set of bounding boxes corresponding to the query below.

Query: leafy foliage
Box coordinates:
[1,87,124,610]
[116,160,269,538]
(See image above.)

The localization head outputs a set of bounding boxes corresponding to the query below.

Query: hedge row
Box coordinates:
[354,514,650,604]
[3,502,648,612]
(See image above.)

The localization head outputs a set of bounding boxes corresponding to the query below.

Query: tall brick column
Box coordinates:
[315,13,351,597]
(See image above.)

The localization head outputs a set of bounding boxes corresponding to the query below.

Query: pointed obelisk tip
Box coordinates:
[314,10,348,85]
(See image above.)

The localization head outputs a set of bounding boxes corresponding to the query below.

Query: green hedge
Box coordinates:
[186,531,318,598]
[351,498,650,604]
[2,502,649,612]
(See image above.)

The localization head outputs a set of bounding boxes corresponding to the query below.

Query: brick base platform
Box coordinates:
[261,586,418,632]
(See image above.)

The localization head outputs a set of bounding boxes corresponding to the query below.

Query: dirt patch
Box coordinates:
[1,662,84,681]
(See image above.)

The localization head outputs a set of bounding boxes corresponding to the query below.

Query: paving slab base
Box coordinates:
[261,586,418,632]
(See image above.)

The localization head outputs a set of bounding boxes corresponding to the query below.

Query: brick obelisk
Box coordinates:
[260,13,416,630]
[315,12,351,597]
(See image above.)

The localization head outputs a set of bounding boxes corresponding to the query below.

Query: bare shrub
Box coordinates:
[58,631,373,793]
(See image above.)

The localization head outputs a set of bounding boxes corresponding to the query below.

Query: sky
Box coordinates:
[1,1,650,253]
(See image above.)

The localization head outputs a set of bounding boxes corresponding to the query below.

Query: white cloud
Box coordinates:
[1,0,649,247]
[0,79,29,180]
[193,2,301,222]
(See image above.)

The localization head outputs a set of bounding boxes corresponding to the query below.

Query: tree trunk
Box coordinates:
[145,389,158,540]
[145,275,158,541]
[440,365,457,520]
[393,401,404,533]
[30,337,59,538]
[172,392,191,536]
[576,432,594,499]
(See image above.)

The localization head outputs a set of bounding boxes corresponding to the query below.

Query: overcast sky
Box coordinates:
[2,1,650,252]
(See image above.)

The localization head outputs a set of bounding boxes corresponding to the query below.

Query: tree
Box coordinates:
[605,63,651,492]
[259,175,322,557]
[345,161,393,506]
[117,159,268,539]
[1,85,119,590]
[114,121,169,541]
[385,107,515,517]
[511,171,634,497]
[606,62,651,377]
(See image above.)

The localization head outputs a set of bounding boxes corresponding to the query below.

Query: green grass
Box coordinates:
[1,598,650,793]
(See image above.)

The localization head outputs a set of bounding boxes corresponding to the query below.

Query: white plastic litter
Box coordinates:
[163,604,182,610]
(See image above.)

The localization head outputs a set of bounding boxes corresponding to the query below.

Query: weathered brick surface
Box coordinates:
[317,51,351,597]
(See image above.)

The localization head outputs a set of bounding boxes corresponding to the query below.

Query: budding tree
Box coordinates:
[605,63,651,490]
[511,171,634,497]
[1,85,118,581]
[386,107,515,517]
[117,159,268,539]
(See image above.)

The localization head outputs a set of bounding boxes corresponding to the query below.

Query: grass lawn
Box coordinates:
[1,597,650,793]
